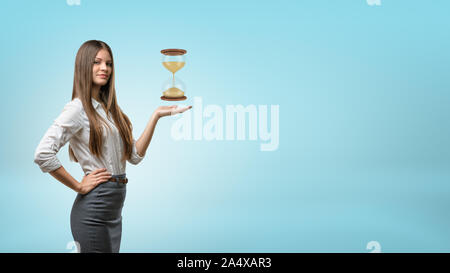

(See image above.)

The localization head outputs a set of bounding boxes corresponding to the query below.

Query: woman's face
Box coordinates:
[92,48,112,87]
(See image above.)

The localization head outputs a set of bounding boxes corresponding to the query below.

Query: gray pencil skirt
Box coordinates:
[70,174,127,253]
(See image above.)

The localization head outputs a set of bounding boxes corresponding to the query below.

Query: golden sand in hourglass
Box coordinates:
[161,49,187,101]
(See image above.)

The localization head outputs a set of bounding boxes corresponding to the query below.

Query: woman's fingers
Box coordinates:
[172,106,192,115]
[91,170,111,185]
[170,105,192,115]
[157,105,192,117]
[98,174,112,180]
[95,175,111,184]
[98,178,110,184]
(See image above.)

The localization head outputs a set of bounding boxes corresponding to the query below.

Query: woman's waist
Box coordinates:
[110,173,126,179]
[83,169,127,185]
[82,162,126,177]
[101,174,128,188]
[108,174,128,184]
[84,170,126,177]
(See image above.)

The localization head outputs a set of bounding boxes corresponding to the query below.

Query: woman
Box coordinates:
[33,40,191,253]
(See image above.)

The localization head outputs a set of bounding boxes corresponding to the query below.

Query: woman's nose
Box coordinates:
[100,62,108,71]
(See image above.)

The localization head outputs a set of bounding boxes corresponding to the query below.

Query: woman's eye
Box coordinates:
[93,61,111,66]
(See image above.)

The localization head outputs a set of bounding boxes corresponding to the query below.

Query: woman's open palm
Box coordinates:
[155,105,192,118]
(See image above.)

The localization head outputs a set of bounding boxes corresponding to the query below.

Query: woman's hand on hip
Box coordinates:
[77,168,112,195]
[154,105,192,119]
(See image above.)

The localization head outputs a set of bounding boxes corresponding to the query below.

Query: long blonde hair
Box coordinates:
[69,40,134,162]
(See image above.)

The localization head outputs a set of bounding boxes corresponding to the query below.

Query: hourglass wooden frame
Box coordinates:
[160,48,187,101]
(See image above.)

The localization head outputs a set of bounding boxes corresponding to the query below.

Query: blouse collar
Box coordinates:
[91,98,101,110]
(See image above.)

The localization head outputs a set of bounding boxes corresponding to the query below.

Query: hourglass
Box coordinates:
[161,48,187,101]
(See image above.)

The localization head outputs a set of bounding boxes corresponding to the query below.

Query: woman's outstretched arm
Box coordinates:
[134,105,192,157]
[134,112,159,158]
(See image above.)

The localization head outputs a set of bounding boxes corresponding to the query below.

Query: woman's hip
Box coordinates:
[71,175,127,220]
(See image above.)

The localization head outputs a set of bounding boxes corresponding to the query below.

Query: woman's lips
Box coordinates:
[98,75,108,79]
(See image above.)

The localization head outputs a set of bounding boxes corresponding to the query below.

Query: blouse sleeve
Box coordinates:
[34,100,83,173]
[127,138,145,165]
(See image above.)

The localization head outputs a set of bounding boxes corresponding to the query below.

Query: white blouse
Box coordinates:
[34,98,144,176]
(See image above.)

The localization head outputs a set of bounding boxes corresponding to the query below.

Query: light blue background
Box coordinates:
[0,0,449,252]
